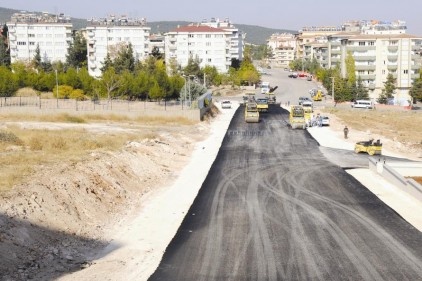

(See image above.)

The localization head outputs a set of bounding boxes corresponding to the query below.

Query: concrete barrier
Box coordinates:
[369,158,422,202]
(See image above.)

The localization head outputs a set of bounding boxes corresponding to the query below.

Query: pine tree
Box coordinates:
[377,74,396,104]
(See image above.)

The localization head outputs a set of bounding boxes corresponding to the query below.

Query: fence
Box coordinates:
[0,96,202,121]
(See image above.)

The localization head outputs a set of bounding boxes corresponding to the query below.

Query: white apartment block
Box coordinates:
[7,12,72,64]
[86,16,151,77]
[267,33,296,68]
[200,18,244,62]
[332,34,421,104]
[165,24,233,73]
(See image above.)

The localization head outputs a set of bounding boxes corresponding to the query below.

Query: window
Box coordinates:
[382,70,385,74]
[28,34,35,38]
[359,42,365,46]
[207,58,212,62]
[17,42,26,45]
[404,70,408,74]
[369,41,375,46]
[29,42,35,46]
[389,40,398,45]
[206,34,211,38]
[189,34,194,38]
[206,42,211,46]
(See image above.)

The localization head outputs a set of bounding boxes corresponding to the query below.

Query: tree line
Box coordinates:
[0,27,262,101]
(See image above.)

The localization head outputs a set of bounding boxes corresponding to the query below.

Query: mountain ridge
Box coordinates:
[0,7,296,45]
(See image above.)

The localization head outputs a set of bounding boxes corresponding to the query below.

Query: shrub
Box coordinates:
[70,89,86,101]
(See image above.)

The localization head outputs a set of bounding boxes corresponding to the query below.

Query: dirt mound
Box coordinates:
[0,125,208,280]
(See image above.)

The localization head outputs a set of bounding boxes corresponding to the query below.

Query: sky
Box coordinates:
[1,0,421,35]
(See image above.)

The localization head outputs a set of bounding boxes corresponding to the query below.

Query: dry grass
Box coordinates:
[322,107,422,146]
[0,112,197,126]
[0,127,140,192]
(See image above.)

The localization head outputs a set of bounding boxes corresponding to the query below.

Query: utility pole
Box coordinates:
[330,77,335,104]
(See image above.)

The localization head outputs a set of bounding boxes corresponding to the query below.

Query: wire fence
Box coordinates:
[0,97,203,120]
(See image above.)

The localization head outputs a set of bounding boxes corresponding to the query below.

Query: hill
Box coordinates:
[0,7,296,45]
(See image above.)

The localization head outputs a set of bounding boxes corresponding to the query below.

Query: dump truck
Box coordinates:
[256,98,269,112]
[245,101,260,123]
[289,105,306,129]
[266,86,278,104]
[355,139,382,155]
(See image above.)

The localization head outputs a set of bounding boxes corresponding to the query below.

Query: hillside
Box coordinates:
[0,7,296,45]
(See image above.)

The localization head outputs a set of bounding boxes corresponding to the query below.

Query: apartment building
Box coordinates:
[164,24,233,73]
[86,15,150,77]
[327,33,422,103]
[200,18,244,62]
[267,33,296,68]
[7,11,72,64]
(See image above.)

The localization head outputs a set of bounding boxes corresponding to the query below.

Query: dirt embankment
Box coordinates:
[0,121,209,280]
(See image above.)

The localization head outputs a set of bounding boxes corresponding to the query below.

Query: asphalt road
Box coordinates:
[148,104,422,281]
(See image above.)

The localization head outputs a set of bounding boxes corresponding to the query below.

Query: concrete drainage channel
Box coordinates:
[369,158,422,202]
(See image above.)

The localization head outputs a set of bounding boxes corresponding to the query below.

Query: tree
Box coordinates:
[183,55,202,77]
[345,51,356,86]
[0,36,10,67]
[378,73,396,104]
[100,53,113,73]
[409,71,422,103]
[0,66,18,96]
[100,67,121,100]
[353,76,369,100]
[150,46,164,60]
[63,67,82,89]
[33,44,42,70]
[66,32,87,68]
[114,43,135,74]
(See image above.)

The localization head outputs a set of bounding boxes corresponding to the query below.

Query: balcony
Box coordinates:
[355,64,376,71]
[354,55,376,61]
[169,37,176,42]
[387,64,397,70]
[89,55,96,61]
[388,45,398,52]
[347,45,376,51]
[168,44,176,50]
[359,74,376,80]
[88,32,94,37]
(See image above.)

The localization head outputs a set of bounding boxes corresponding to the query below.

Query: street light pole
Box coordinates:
[330,77,335,104]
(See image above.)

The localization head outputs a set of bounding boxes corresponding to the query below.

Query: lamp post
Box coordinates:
[330,76,335,104]
[55,69,59,108]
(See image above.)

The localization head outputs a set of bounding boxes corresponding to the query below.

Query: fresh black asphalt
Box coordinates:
[148,105,422,281]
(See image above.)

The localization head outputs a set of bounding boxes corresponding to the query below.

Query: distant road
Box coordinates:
[148,70,422,280]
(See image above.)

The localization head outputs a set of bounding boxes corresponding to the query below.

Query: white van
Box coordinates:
[351,100,374,109]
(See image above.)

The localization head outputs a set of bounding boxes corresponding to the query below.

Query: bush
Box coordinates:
[0,130,23,145]
[70,89,86,101]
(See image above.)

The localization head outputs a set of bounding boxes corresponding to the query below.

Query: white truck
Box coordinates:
[260,82,270,94]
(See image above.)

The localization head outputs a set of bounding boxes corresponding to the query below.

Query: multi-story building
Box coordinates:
[7,11,72,64]
[326,33,422,104]
[86,15,150,77]
[295,20,422,104]
[164,24,233,73]
[200,18,244,62]
[267,33,296,68]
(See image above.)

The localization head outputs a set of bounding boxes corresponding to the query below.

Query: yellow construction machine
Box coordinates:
[245,101,260,123]
[312,89,323,101]
[354,139,382,155]
[289,105,306,129]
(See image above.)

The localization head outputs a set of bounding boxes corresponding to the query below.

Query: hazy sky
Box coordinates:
[1,0,421,35]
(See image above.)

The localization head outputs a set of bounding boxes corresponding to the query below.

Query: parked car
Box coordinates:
[221,100,232,109]
[288,72,298,78]
[321,116,330,126]
[351,100,374,109]
[298,96,311,105]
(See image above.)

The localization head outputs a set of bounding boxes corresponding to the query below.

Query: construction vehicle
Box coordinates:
[302,101,313,126]
[242,92,256,106]
[289,105,306,129]
[256,98,269,112]
[354,139,382,155]
[245,101,260,123]
[312,89,323,101]
[266,86,278,104]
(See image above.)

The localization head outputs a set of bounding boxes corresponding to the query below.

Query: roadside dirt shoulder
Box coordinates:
[0,121,210,281]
